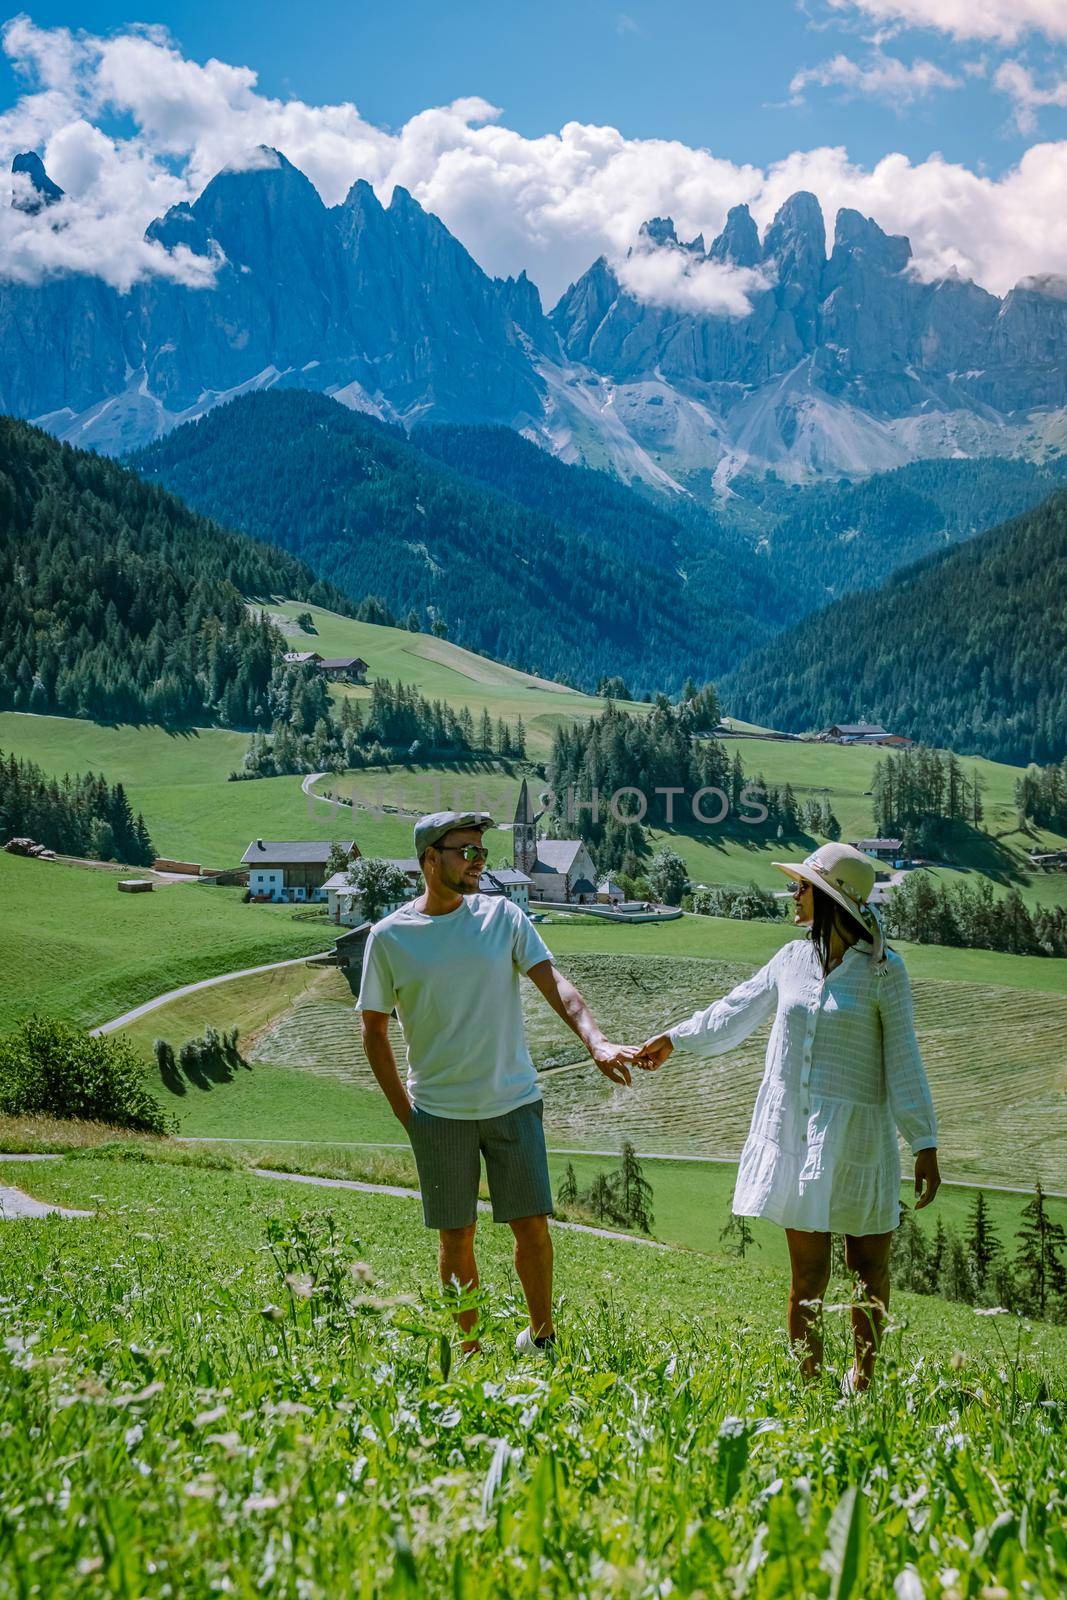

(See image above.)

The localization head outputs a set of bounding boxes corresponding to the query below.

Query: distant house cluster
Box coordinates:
[239,839,533,922]
[817,722,913,748]
[282,651,369,684]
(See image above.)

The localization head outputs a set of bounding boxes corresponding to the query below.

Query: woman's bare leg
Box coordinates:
[843,1231,893,1389]
[785,1229,832,1379]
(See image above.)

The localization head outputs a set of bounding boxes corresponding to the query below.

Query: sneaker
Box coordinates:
[515,1326,556,1359]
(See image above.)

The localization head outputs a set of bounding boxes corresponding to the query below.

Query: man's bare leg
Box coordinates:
[785,1228,832,1379]
[843,1231,893,1390]
[509,1214,554,1339]
[438,1223,480,1352]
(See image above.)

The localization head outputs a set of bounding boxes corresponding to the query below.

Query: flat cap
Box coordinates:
[413,811,495,857]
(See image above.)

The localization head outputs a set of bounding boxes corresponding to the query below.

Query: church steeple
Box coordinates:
[513,778,538,874]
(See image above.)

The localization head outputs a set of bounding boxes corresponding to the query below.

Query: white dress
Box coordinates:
[668,937,938,1236]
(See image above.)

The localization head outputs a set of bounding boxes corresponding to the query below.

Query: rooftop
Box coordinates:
[241,840,355,866]
[533,839,587,872]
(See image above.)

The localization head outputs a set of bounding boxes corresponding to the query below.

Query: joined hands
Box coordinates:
[589,1033,674,1084]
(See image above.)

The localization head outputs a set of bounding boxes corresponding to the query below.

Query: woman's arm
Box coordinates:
[641,950,782,1066]
[879,958,941,1205]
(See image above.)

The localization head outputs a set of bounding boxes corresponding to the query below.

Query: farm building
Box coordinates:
[317,656,369,683]
[282,650,322,666]
[241,839,358,903]
[820,723,912,747]
[822,722,889,742]
[852,838,905,863]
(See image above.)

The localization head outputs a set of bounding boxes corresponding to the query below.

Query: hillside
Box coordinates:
[130,390,779,694]
[0,415,351,725]
[722,454,1067,609]
[720,489,1067,765]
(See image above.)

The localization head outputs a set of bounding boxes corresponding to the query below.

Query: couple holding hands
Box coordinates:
[358,810,940,1390]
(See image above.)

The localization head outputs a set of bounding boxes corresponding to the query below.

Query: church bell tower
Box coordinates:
[513,779,538,875]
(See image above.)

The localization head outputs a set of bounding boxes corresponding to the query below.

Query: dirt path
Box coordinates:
[0,1153,665,1244]
[251,1166,668,1247]
[89,954,317,1037]
[0,1162,91,1221]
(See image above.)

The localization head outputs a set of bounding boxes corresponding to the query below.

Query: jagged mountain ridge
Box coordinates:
[3,145,1067,485]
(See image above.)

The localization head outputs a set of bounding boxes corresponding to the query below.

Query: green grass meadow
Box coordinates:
[0,1153,1064,1596]
[0,851,336,1034]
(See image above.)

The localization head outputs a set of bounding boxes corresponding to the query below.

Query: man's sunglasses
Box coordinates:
[435,844,489,862]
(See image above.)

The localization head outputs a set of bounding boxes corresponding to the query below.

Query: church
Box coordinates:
[511,779,599,904]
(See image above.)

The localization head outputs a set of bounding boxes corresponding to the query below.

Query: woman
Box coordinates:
[637,842,940,1392]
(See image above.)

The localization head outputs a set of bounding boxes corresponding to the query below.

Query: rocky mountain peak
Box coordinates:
[11,151,63,214]
[761,191,826,270]
[340,176,385,215]
[707,203,761,267]
[639,216,679,247]
[831,208,911,273]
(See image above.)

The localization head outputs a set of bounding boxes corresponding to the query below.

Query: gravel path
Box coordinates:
[0,1153,666,1243]
[0,1184,91,1220]
[89,954,316,1036]
[251,1166,668,1247]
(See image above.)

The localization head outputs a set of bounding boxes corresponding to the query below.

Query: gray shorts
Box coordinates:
[407,1099,554,1231]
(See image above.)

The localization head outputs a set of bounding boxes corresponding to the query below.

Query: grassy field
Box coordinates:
[0,851,336,1035]
[0,1153,1064,1596]
[118,941,1067,1193]
[5,599,1066,910]
[637,733,1067,911]
[267,600,621,759]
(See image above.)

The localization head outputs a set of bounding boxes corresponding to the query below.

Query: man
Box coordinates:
[358,810,634,1357]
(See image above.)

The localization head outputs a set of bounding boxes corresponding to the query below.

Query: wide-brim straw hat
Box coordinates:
[772,842,888,971]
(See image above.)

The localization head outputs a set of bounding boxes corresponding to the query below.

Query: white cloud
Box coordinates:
[825,0,1067,46]
[617,248,771,315]
[789,51,962,104]
[993,59,1067,132]
[2,17,1067,303]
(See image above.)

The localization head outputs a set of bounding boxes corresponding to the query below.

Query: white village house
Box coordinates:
[241,839,357,903]
[324,859,533,925]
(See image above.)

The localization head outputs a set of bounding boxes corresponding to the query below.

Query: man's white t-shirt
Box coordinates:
[356,893,553,1120]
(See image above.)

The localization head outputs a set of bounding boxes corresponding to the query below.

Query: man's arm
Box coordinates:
[360,1011,412,1128]
[525,960,634,1085]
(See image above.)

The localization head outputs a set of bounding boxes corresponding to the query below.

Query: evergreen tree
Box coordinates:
[1014,1183,1067,1317]
[966,1191,1002,1294]
[719,1211,759,1259]
[557,1164,579,1208]
[617,1141,655,1234]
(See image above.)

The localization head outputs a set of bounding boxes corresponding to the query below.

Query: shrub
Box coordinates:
[0,1016,173,1135]
[691,881,784,921]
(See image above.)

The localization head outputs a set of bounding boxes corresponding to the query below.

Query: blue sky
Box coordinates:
[3,0,1061,175]
[2,2,1066,301]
